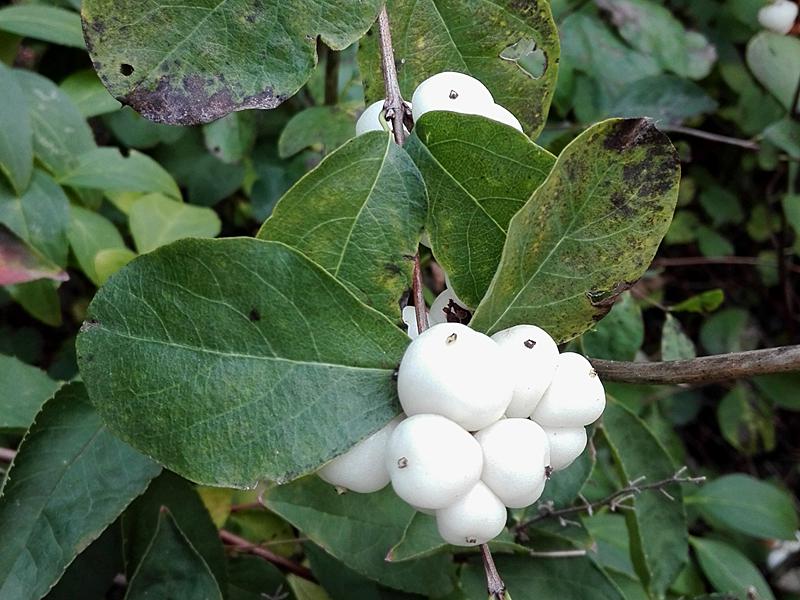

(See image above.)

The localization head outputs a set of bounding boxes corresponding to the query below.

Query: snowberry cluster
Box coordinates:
[318,315,606,547]
[356,71,523,136]
[758,0,798,34]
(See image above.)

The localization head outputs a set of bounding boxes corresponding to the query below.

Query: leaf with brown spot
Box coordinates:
[81,0,383,124]
[470,118,680,341]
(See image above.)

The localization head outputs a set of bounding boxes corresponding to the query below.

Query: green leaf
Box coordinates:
[288,575,332,600]
[670,289,725,314]
[76,238,409,487]
[0,383,161,600]
[0,170,70,267]
[609,75,717,124]
[129,193,221,254]
[227,555,289,600]
[764,117,800,160]
[602,400,688,598]
[691,474,798,541]
[583,513,636,578]
[58,148,181,199]
[359,0,560,138]
[263,477,454,596]
[67,205,126,286]
[225,508,299,558]
[258,132,427,318]
[203,112,257,164]
[104,106,186,149]
[660,314,696,361]
[746,32,800,112]
[535,445,595,510]
[278,106,355,158]
[125,509,223,600]
[123,472,227,589]
[582,293,643,361]
[699,308,753,354]
[0,63,32,194]
[716,385,775,456]
[460,554,624,600]
[0,353,62,432]
[5,279,63,326]
[94,247,138,286]
[404,112,556,308]
[14,69,95,178]
[60,70,122,118]
[691,538,774,600]
[386,513,447,563]
[82,0,383,125]
[754,372,800,411]
[470,118,680,340]
[46,524,123,600]
[0,5,84,48]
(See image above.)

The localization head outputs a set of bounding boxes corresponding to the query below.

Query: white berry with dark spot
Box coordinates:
[412,72,494,123]
[386,414,483,509]
[397,323,513,430]
[435,482,507,546]
[475,418,550,508]
[318,416,402,493]
[491,325,559,418]
[531,352,606,428]
[543,426,588,472]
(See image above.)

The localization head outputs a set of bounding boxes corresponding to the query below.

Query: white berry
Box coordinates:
[318,416,402,493]
[491,325,559,418]
[428,287,470,326]
[397,323,513,430]
[386,414,483,509]
[758,0,798,34]
[411,72,494,123]
[530,352,606,428]
[435,482,507,546]
[475,418,550,508]
[355,100,412,136]
[543,427,588,472]
[484,104,524,132]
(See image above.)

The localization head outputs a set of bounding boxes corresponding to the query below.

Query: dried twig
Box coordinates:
[515,467,705,532]
[219,529,316,582]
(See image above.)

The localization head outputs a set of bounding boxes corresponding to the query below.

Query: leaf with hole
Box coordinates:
[82,0,383,124]
[404,112,555,308]
[470,118,680,341]
[358,0,560,138]
[76,238,409,487]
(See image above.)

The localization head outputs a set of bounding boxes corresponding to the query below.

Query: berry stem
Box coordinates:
[376,5,411,146]
[480,543,507,599]
[219,529,316,582]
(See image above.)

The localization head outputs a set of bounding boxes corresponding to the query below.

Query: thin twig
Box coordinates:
[481,543,507,600]
[0,448,16,463]
[591,345,800,385]
[230,502,263,513]
[653,256,800,274]
[323,45,340,106]
[516,467,705,532]
[412,255,429,334]
[661,125,760,151]
[376,5,411,145]
[527,549,588,558]
[219,529,316,582]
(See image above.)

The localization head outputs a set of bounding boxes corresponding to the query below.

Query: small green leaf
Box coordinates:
[470,118,680,341]
[125,509,223,600]
[76,238,409,487]
[0,63,32,194]
[259,133,427,318]
[670,289,724,314]
[535,445,595,510]
[4,279,63,326]
[204,111,257,164]
[129,193,221,254]
[691,474,798,540]
[264,477,454,596]
[58,148,181,199]
[582,293,644,361]
[82,0,383,125]
[227,555,288,600]
[404,112,556,308]
[691,538,774,600]
[104,106,186,149]
[59,70,122,118]
[746,32,800,112]
[386,513,446,563]
[0,353,62,432]
[754,372,800,411]
[460,554,624,600]
[716,385,775,456]
[699,308,752,354]
[0,383,161,600]
[278,106,355,158]
[123,472,227,589]
[660,314,696,361]
[0,5,84,48]
[603,400,688,598]
[359,0,560,138]
[608,75,717,124]
[67,205,126,286]
[94,247,137,286]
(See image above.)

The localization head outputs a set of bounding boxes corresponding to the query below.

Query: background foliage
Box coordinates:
[1,0,799,599]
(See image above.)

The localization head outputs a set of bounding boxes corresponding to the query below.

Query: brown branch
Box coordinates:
[591,345,800,385]
[653,256,800,274]
[412,255,429,334]
[376,5,411,145]
[219,529,316,582]
[661,125,760,151]
[0,448,16,463]
[481,543,507,600]
[323,45,340,106]
[516,467,705,532]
